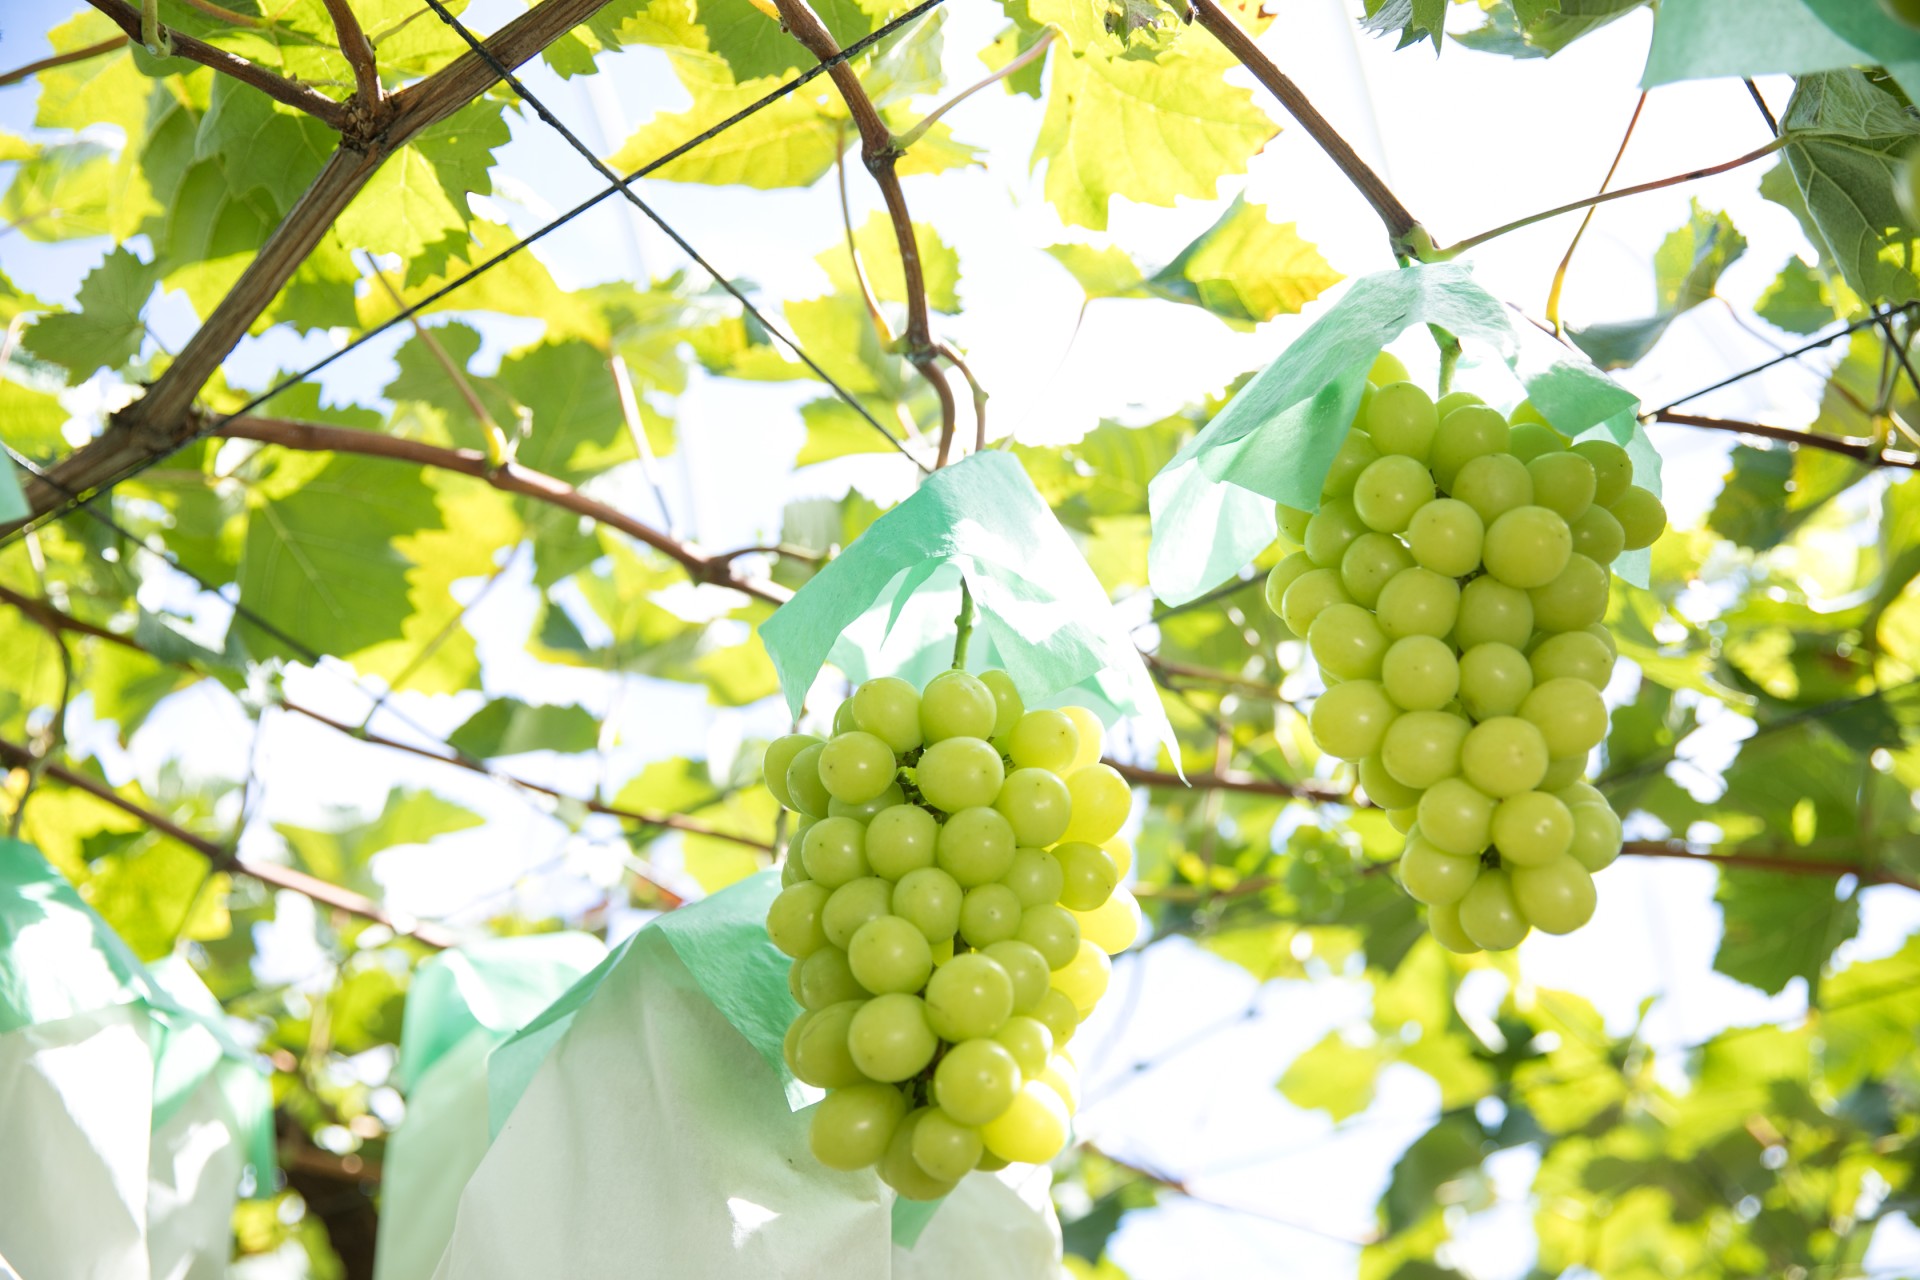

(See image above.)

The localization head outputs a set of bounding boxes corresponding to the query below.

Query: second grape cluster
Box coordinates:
[764,665,1142,1199]
[1267,354,1668,952]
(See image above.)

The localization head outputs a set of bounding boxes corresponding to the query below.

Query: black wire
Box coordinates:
[1648,302,1920,417]
[418,0,928,467]
[0,0,945,550]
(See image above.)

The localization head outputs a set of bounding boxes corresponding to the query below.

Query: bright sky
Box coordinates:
[6,0,1920,1273]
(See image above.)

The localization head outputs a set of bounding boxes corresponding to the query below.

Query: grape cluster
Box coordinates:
[763,667,1142,1198]
[1265,354,1667,953]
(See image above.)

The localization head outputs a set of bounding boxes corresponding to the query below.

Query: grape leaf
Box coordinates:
[1707,444,1866,552]
[274,787,485,897]
[1279,1031,1387,1120]
[1031,30,1277,231]
[817,213,962,314]
[336,99,511,280]
[0,378,70,458]
[608,54,843,189]
[21,247,160,379]
[33,12,151,134]
[0,141,115,242]
[1569,201,1746,369]
[448,698,602,758]
[1755,257,1854,334]
[1778,71,1920,307]
[701,0,876,81]
[1714,869,1859,997]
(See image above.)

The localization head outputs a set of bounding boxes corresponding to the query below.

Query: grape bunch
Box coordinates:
[1266,353,1667,953]
[762,667,1143,1199]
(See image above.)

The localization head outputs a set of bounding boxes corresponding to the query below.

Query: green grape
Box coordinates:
[1511,855,1596,934]
[911,1107,985,1183]
[959,883,1024,947]
[1341,532,1416,609]
[828,782,905,824]
[1458,869,1530,950]
[924,952,1015,1041]
[765,734,823,810]
[1520,676,1609,759]
[1366,382,1440,460]
[1074,885,1141,955]
[1008,710,1080,776]
[1567,801,1623,872]
[1017,904,1082,969]
[1540,756,1585,790]
[1276,503,1313,545]
[977,669,1025,741]
[1509,400,1548,426]
[1555,780,1606,810]
[1426,901,1482,954]
[1063,706,1106,773]
[788,959,807,1005]
[848,915,934,994]
[817,731,898,805]
[1530,630,1614,688]
[1353,455,1436,533]
[1490,790,1574,867]
[1429,406,1510,491]
[1387,806,1418,834]
[1030,988,1081,1045]
[786,742,833,818]
[1508,421,1569,462]
[801,816,870,887]
[1570,504,1626,564]
[783,1012,810,1075]
[800,946,870,1009]
[823,876,895,948]
[881,1110,958,1201]
[994,767,1072,848]
[1380,710,1470,789]
[993,1015,1055,1075]
[1265,552,1316,623]
[1359,754,1423,810]
[1453,453,1534,525]
[1002,847,1065,907]
[1609,485,1667,550]
[1458,642,1534,721]
[1585,623,1619,661]
[1526,451,1597,521]
[1280,567,1354,637]
[920,670,998,743]
[983,940,1052,1013]
[933,1038,1022,1128]
[893,867,963,943]
[1309,602,1389,681]
[767,881,832,958]
[1529,554,1609,632]
[1050,940,1111,1016]
[833,701,859,735]
[796,1000,870,1087]
[935,806,1016,887]
[1454,577,1534,652]
[809,1082,906,1171]
[1063,765,1131,844]
[1381,634,1460,712]
[1309,679,1398,760]
[851,677,923,754]
[1321,430,1383,499]
[981,1081,1071,1165]
[1376,567,1460,640]
[1406,498,1485,578]
[1436,390,1484,417]
[865,804,939,879]
[848,993,938,1082]
[917,738,1006,813]
[1418,777,1496,856]
[1399,834,1482,905]
[1460,717,1549,799]
[1369,351,1411,385]
[1483,505,1573,590]
[781,854,809,888]
[1573,439,1632,506]
[1305,497,1368,568]
[1054,841,1120,912]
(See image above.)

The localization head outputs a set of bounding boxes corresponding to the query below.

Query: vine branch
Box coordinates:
[1187,0,1418,245]
[320,0,382,111]
[0,735,458,947]
[1651,411,1920,470]
[770,0,960,466]
[0,36,129,88]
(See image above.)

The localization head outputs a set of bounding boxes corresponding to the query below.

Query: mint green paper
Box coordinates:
[0,454,25,524]
[397,932,606,1089]
[1642,0,1920,105]
[759,449,1178,763]
[1147,262,1655,604]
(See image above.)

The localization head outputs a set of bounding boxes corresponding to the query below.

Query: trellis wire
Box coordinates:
[0,0,946,550]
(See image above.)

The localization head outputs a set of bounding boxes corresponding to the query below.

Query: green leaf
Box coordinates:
[795,397,897,465]
[274,786,484,897]
[1279,1031,1387,1120]
[757,450,1179,759]
[817,212,962,314]
[0,376,70,458]
[193,76,335,211]
[702,0,876,81]
[447,698,603,758]
[356,222,609,343]
[0,140,115,242]
[85,839,229,960]
[1032,30,1278,231]
[1379,1112,1489,1234]
[1714,869,1859,997]
[608,54,842,189]
[1756,256,1855,334]
[21,247,160,379]
[1779,71,1920,307]
[33,13,151,134]
[1568,201,1746,368]
[1707,444,1867,551]
[336,99,511,279]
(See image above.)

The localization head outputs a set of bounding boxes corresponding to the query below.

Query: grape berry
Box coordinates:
[766,669,1142,1198]
[1268,357,1662,953]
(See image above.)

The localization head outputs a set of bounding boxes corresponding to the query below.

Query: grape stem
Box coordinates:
[952,578,975,670]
